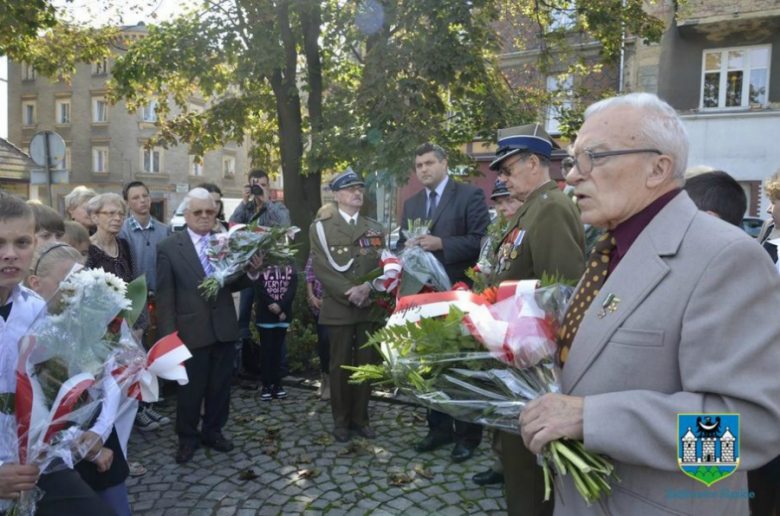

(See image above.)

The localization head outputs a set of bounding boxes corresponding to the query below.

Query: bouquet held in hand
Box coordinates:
[347,279,618,505]
[199,222,299,299]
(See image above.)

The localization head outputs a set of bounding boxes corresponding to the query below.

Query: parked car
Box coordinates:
[170,197,242,232]
[742,217,765,238]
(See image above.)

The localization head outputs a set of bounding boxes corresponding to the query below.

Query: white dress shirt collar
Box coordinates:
[338,209,359,226]
[187,227,210,247]
[427,175,449,200]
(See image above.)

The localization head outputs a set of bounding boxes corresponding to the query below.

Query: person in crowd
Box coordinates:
[26,242,132,516]
[518,92,780,516]
[62,221,91,258]
[64,185,97,234]
[684,170,747,227]
[758,171,780,264]
[26,202,65,246]
[310,169,384,443]
[230,169,291,386]
[197,183,229,232]
[0,192,114,515]
[488,124,585,515]
[156,187,263,464]
[254,264,298,401]
[397,143,490,464]
[491,180,523,221]
[118,181,173,434]
[471,179,523,488]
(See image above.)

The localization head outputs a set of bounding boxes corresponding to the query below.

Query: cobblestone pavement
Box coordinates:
[127,384,507,515]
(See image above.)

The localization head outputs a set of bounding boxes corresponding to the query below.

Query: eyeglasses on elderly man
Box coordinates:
[562,148,662,177]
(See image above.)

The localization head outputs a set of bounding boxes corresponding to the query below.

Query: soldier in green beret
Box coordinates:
[310,168,385,443]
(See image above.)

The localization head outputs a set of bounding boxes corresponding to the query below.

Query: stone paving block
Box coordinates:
[387,497,414,512]
[439,491,463,505]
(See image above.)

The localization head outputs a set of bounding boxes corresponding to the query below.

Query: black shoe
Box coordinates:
[473,468,504,486]
[260,386,273,401]
[451,443,475,463]
[333,428,351,443]
[351,425,376,439]
[201,435,235,453]
[272,384,287,399]
[175,444,197,464]
[414,433,454,453]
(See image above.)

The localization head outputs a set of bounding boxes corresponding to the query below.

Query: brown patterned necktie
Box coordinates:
[558,232,616,366]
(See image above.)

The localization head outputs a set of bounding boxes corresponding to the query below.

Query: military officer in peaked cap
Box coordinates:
[488,124,585,515]
[310,168,385,443]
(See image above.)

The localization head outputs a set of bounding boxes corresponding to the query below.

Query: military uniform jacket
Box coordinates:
[310,212,385,325]
[492,181,585,285]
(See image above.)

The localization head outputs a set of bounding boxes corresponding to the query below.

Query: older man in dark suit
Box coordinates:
[157,187,263,464]
[398,142,491,463]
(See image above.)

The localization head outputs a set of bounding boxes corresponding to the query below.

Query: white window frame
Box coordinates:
[21,63,36,81]
[222,156,236,179]
[140,101,158,122]
[92,57,109,75]
[545,74,574,135]
[55,99,71,125]
[56,146,71,171]
[550,2,577,31]
[141,147,163,174]
[190,156,203,177]
[92,147,109,173]
[92,96,108,123]
[22,101,36,126]
[700,45,772,110]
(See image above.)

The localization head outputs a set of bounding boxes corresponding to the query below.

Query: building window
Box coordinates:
[190,156,203,176]
[702,45,771,109]
[22,101,36,126]
[545,74,574,135]
[22,63,36,81]
[92,97,108,123]
[93,147,109,173]
[56,146,72,171]
[56,100,71,125]
[142,147,162,173]
[93,57,109,75]
[140,101,158,122]
[550,2,576,31]
[222,156,235,179]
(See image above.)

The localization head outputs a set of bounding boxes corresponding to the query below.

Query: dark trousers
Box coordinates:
[317,323,330,374]
[427,410,483,449]
[35,469,115,516]
[327,322,378,429]
[258,326,286,387]
[749,454,780,516]
[177,341,235,446]
[237,288,254,340]
[501,431,553,516]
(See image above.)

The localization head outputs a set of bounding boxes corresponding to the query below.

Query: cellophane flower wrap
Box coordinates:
[347,279,619,505]
[5,268,186,516]
[371,219,451,299]
[199,222,299,300]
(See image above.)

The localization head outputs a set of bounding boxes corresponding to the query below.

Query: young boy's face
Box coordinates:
[0,216,37,294]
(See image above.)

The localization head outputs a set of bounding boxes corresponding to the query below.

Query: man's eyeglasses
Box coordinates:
[189,209,217,217]
[496,156,526,178]
[562,148,662,177]
[97,210,126,219]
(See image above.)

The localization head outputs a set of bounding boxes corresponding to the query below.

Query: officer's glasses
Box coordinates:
[562,148,662,177]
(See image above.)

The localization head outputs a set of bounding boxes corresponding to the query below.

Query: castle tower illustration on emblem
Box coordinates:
[678,417,738,466]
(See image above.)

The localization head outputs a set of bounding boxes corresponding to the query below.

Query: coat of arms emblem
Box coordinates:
[677,413,740,486]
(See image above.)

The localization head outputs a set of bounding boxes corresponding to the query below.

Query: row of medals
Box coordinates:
[496,229,521,273]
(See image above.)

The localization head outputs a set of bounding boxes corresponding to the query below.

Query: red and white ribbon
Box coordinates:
[373,250,403,295]
[387,290,490,327]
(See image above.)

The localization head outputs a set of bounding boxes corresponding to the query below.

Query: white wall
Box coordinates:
[0,56,7,138]
[683,111,780,217]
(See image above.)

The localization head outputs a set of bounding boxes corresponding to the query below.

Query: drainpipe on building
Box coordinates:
[618,0,627,93]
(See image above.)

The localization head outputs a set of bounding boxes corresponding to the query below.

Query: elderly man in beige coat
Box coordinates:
[519,92,780,515]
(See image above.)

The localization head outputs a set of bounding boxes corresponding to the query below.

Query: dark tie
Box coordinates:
[427,190,438,220]
[349,218,356,226]
[558,232,616,365]
[0,302,12,321]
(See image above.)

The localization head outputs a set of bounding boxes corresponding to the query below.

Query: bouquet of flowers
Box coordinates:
[5,268,191,515]
[199,222,299,300]
[370,219,451,301]
[347,279,618,505]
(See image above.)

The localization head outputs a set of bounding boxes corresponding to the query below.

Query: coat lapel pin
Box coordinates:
[597,293,620,319]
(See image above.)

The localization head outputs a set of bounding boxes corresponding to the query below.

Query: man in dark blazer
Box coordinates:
[398,142,490,463]
[157,187,263,464]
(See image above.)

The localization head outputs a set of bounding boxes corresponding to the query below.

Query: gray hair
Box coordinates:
[63,186,97,218]
[584,93,689,182]
[85,193,126,216]
[183,187,216,211]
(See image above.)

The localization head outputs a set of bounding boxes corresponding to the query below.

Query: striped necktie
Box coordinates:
[198,235,214,275]
[558,232,616,366]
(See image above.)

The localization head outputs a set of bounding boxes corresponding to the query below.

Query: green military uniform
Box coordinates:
[493,181,585,516]
[310,209,385,431]
[487,124,586,516]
